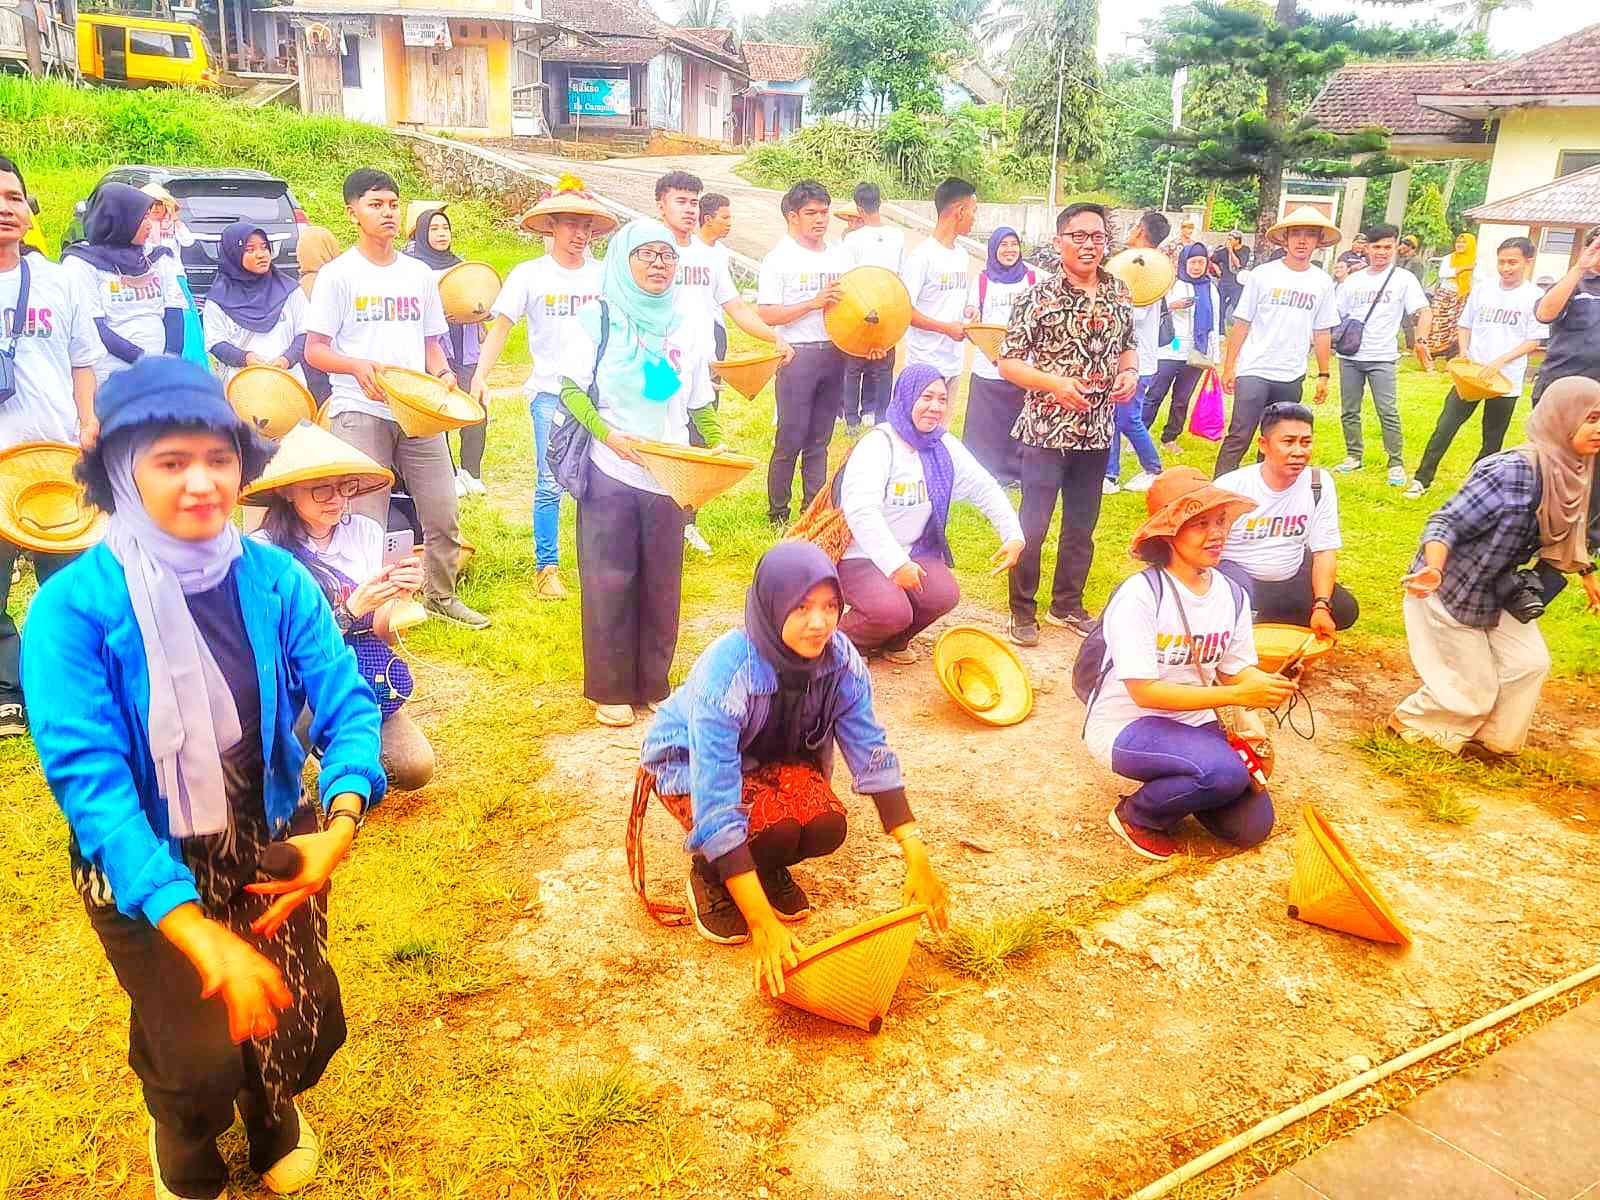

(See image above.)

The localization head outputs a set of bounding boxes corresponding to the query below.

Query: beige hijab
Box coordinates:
[296,225,341,299]
[1520,376,1600,572]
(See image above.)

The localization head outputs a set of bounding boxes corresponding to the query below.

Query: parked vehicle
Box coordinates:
[75,12,218,89]
[65,166,306,302]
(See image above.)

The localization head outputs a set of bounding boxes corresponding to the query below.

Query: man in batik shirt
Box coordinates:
[998,202,1138,645]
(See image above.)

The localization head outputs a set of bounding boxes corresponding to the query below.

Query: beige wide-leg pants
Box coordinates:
[1393,592,1550,754]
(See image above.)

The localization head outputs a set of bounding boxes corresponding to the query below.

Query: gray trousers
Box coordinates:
[330,411,462,603]
[1338,358,1404,467]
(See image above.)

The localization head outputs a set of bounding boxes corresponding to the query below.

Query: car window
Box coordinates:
[171,182,293,225]
[128,29,193,58]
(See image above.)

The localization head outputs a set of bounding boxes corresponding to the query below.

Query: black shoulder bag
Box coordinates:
[545,301,610,502]
[1332,265,1395,357]
[0,256,31,406]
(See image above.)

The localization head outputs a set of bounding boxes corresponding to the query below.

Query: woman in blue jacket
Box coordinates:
[630,542,949,997]
[23,357,385,1200]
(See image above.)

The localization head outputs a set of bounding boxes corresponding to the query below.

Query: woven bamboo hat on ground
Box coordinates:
[0,441,107,554]
[1288,805,1412,946]
[438,260,502,324]
[1447,357,1515,403]
[518,175,620,236]
[1130,467,1256,559]
[374,366,486,437]
[1266,205,1342,249]
[240,419,394,504]
[226,365,319,440]
[711,350,783,400]
[633,440,758,509]
[775,905,927,1033]
[1105,247,1177,307]
[1254,623,1336,675]
[932,625,1033,726]
[965,323,1007,365]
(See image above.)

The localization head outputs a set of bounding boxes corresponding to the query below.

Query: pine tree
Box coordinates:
[1142,0,1455,235]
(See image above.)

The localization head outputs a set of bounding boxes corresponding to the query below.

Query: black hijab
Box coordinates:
[744,543,844,766]
[206,222,298,333]
[62,182,155,276]
[404,207,460,271]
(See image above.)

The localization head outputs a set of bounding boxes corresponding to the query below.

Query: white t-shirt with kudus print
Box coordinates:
[757,236,849,344]
[1216,463,1341,582]
[1232,259,1339,383]
[491,255,604,397]
[61,254,185,386]
[0,256,100,449]
[1458,280,1547,394]
[304,248,448,423]
[900,238,970,377]
[1083,570,1257,767]
[673,237,738,362]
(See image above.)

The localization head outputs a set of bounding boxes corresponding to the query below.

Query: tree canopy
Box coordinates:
[807,0,959,117]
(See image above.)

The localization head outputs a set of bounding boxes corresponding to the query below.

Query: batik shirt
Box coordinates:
[998,269,1133,452]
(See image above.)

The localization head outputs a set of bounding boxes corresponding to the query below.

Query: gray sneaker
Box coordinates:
[1008,620,1039,647]
[0,702,25,738]
[424,596,491,629]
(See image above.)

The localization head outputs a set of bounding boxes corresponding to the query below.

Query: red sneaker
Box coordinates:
[1108,801,1177,861]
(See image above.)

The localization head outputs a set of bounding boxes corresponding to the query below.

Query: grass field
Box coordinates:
[2,78,1598,1196]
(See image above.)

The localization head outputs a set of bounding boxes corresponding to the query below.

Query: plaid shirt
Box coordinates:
[999,268,1134,452]
[1412,451,1542,628]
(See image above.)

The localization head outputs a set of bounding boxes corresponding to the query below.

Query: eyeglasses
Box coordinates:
[630,246,679,267]
[1059,231,1109,247]
[308,478,361,503]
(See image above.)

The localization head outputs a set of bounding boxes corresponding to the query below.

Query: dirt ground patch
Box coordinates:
[476,601,1600,1200]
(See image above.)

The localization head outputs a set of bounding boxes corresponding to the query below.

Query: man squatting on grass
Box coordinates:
[304,168,489,631]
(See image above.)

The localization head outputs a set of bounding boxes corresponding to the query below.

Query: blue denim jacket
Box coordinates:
[640,630,902,868]
[23,540,386,926]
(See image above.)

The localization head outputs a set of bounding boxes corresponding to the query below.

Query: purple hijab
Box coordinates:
[744,543,844,764]
[985,226,1028,285]
[206,222,298,333]
[62,181,155,276]
[886,362,955,565]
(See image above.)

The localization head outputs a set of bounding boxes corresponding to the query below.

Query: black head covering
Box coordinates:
[61,182,155,276]
[206,222,298,333]
[404,207,460,271]
[743,543,845,767]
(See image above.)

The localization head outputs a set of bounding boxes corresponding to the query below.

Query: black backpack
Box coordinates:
[1072,568,1250,712]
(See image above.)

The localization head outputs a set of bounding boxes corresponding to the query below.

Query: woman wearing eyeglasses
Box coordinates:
[247,421,435,789]
[556,219,721,727]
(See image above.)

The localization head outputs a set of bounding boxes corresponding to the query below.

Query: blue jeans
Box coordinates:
[1110,716,1274,846]
[1106,376,1164,482]
[530,390,563,569]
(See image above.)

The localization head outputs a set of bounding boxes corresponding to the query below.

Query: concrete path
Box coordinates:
[1242,996,1600,1200]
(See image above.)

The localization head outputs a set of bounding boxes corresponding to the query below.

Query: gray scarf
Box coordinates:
[103,433,244,839]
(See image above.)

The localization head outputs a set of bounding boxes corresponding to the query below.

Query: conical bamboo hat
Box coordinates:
[375,367,486,437]
[438,260,502,324]
[226,365,318,441]
[240,419,394,503]
[775,905,927,1033]
[965,323,1007,365]
[0,441,106,554]
[712,350,782,399]
[1105,248,1176,306]
[933,626,1033,726]
[1288,805,1411,946]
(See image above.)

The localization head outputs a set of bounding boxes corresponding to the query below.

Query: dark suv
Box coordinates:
[65,166,306,303]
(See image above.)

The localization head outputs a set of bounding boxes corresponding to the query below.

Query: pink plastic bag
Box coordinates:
[1188,368,1225,441]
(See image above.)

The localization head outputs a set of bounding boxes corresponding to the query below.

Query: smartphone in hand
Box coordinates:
[382,529,415,566]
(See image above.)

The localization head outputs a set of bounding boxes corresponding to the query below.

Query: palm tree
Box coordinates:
[676,0,731,27]
[978,0,1042,53]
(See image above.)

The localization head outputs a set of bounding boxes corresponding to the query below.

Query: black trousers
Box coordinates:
[769,342,845,522]
[962,374,1026,486]
[1142,359,1205,444]
[577,466,687,706]
[841,346,895,425]
[0,544,73,707]
[1413,387,1515,489]
[1217,551,1359,631]
[1215,374,1305,477]
[1009,443,1110,624]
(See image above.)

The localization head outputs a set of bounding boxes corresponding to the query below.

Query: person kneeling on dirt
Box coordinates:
[1215,402,1358,637]
[1083,468,1298,861]
[629,543,950,996]
[837,363,1023,664]
[1391,377,1600,756]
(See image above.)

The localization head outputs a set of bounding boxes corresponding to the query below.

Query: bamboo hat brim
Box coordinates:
[1254,623,1335,674]
[932,625,1033,726]
[1446,357,1514,402]
[519,190,620,236]
[632,440,758,509]
[240,420,394,503]
[374,367,486,437]
[1266,205,1343,248]
[0,441,107,554]
[226,365,319,441]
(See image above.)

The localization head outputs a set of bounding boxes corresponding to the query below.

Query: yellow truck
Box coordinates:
[76,12,219,89]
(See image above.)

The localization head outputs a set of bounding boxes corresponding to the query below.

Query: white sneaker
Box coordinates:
[1123,471,1156,493]
[684,524,712,555]
[454,471,468,498]
[463,471,486,495]
[149,1122,226,1199]
[595,703,635,727]
[1102,478,1122,495]
[1403,480,1427,499]
[1387,465,1408,487]
[260,1104,319,1195]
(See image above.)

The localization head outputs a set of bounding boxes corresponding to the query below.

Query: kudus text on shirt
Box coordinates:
[353,294,426,323]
